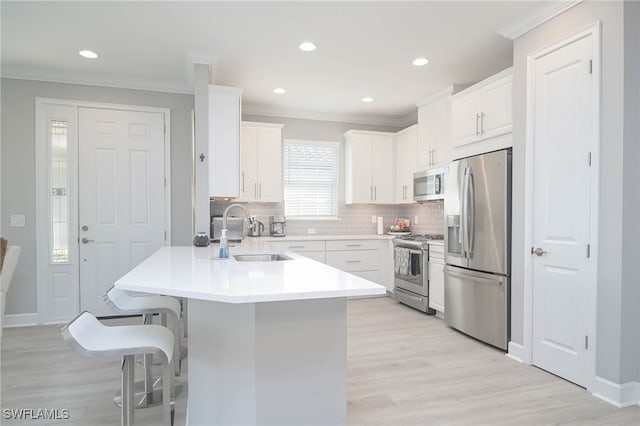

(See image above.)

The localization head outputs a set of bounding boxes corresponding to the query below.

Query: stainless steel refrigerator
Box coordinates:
[444,149,511,350]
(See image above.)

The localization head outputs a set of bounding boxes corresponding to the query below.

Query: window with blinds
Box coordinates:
[283,140,339,218]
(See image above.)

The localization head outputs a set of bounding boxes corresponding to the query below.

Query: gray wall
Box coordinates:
[1,78,194,315]
[621,0,640,383]
[511,1,639,383]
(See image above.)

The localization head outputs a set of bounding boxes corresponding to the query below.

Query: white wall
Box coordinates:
[1,78,194,316]
[511,0,640,384]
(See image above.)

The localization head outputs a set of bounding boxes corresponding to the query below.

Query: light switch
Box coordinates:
[10,214,26,227]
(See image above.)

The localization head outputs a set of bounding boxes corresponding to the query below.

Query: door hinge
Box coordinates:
[587,244,591,258]
[589,60,593,74]
[585,335,589,349]
[588,152,592,166]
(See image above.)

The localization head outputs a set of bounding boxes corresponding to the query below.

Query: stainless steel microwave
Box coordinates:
[413,167,447,202]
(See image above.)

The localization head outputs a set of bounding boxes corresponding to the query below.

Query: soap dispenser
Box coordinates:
[219,229,229,259]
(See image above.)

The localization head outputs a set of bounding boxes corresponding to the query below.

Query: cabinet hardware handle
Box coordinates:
[346,244,362,247]
[259,183,262,199]
[480,112,485,134]
[476,113,480,136]
[289,245,306,249]
[374,186,377,201]
[346,260,362,263]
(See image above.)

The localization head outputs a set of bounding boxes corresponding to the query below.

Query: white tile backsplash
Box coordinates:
[211,200,444,236]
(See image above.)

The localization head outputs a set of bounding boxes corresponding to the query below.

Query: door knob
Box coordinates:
[81,237,94,244]
[531,247,547,256]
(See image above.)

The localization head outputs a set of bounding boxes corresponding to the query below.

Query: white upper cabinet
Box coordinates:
[451,68,513,159]
[237,121,284,203]
[417,87,453,170]
[209,85,243,198]
[395,124,418,204]
[344,130,395,204]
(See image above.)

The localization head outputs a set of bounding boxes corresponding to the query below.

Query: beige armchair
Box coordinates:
[1,245,22,337]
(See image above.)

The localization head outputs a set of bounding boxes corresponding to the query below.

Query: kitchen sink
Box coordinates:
[233,253,293,262]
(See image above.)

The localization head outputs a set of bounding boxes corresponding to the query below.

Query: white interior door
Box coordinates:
[79,108,166,316]
[531,34,594,387]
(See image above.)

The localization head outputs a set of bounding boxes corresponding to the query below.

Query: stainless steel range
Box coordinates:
[392,234,444,313]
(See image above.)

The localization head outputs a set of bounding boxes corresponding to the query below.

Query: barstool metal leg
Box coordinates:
[162,357,175,426]
[121,355,135,426]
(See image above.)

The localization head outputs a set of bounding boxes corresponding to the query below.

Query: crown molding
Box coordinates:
[497,0,584,40]
[1,67,193,95]
[242,104,413,128]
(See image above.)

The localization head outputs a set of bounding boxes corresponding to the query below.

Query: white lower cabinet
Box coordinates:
[326,240,386,289]
[267,240,326,263]
[428,243,445,314]
[267,238,391,290]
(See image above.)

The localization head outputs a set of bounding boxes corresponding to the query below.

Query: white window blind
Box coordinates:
[283,140,339,217]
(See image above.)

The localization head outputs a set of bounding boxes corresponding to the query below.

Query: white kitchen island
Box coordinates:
[114,245,386,426]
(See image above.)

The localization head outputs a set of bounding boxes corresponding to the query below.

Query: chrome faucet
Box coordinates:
[222,203,253,232]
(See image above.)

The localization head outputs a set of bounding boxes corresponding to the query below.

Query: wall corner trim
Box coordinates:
[591,376,640,407]
[506,341,525,363]
[497,0,584,40]
[3,313,38,328]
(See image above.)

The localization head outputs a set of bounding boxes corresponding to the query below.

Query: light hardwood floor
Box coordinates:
[2,297,639,425]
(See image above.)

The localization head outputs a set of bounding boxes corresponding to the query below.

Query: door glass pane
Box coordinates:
[50,120,69,263]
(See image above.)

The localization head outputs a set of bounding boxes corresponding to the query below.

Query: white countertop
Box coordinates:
[114,246,386,303]
[258,234,396,241]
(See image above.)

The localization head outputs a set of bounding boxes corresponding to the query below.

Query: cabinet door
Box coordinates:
[238,125,259,201]
[417,103,435,169]
[481,74,513,139]
[209,86,242,197]
[396,127,417,203]
[428,258,445,312]
[347,134,373,203]
[433,97,452,166]
[451,91,482,149]
[371,134,394,204]
[256,127,282,202]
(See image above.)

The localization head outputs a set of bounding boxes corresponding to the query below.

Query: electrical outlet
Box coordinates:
[307,228,316,235]
[414,215,419,225]
[371,215,377,224]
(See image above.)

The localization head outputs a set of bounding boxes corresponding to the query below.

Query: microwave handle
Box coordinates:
[435,174,442,194]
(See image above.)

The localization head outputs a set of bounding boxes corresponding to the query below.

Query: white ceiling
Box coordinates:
[1,1,551,124]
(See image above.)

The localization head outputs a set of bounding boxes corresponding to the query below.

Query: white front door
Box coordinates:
[78,108,166,316]
[531,34,595,387]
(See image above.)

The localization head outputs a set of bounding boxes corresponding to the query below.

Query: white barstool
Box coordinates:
[104,287,185,408]
[61,311,175,426]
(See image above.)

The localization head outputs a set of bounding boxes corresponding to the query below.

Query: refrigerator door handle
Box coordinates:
[461,166,469,259]
[468,169,476,257]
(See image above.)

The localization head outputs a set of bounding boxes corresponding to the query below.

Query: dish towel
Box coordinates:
[395,247,411,275]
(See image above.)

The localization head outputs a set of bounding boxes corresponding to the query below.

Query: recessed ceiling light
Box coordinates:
[273,87,286,94]
[78,50,98,59]
[299,41,316,52]
[361,97,374,103]
[412,57,429,66]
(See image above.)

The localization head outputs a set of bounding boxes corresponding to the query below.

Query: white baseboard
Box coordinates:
[3,313,38,328]
[591,376,640,407]
[506,341,525,363]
